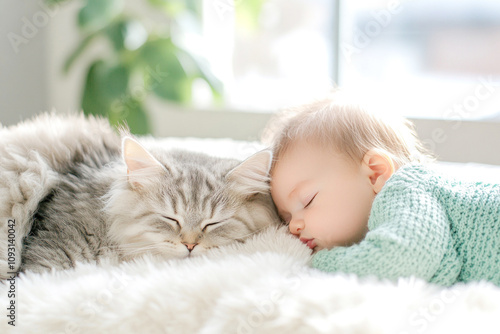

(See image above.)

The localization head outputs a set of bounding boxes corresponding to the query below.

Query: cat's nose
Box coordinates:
[182,242,198,252]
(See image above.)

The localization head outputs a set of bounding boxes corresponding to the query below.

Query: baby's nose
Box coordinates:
[288,219,304,236]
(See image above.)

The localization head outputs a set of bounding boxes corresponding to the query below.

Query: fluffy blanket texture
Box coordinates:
[2,138,500,334]
[2,227,500,334]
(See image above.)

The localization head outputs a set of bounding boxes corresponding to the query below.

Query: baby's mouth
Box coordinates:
[299,237,317,250]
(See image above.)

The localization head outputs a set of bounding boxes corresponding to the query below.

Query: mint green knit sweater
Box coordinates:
[312,164,500,286]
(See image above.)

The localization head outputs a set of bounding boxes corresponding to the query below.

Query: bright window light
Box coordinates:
[203,0,337,111]
[339,0,500,121]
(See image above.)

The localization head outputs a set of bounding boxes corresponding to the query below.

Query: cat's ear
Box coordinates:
[226,150,272,196]
[122,136,164,188]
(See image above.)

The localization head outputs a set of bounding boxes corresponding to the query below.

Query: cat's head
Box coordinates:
[106,137,280,260]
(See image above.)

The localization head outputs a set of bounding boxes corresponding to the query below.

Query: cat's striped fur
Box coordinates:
[0,113,279,278]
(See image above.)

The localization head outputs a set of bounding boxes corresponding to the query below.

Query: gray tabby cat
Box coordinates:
[0,113,278,279]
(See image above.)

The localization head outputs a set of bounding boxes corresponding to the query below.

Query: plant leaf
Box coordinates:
[81,60,110,118]
[139,39,190,102]
[82,60,150,133]
[102,64,130,102]
[78,0,124,31]
[146,0,185,16]
[82,61,129,115]
[121,101,150,135]
[104,20,128,51]
[105,19,148,51]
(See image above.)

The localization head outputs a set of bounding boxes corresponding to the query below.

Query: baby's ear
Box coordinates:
[122,136,165,189]
[362,149,395,194]
[226,150,272,196]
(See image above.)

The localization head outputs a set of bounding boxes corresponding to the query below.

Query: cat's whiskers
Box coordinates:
[115,239,179,257]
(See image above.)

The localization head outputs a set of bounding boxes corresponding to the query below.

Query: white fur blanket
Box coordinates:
[2,137,500,333]
[1,227,500,334]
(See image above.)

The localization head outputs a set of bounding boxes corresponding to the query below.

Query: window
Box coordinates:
[205,0,500,122]
[193,0,500,164]
[339,0,500,121]
[203,0,337,111]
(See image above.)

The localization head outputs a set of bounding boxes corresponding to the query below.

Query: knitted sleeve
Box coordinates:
[311,181,451,282]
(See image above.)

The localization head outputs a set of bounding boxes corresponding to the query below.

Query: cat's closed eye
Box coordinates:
[162,215,181,229]
[202,222,222,232]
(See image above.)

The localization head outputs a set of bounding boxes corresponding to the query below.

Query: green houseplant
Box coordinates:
[46,0,228,134]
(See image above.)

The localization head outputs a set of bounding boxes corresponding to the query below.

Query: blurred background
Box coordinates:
[1,0,500,163]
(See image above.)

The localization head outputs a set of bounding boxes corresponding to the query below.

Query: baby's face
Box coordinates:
[270,142,375,252]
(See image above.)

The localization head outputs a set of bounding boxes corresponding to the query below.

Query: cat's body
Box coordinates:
[0,113,278,278]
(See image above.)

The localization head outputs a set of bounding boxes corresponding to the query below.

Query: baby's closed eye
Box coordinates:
[303,193,318,208]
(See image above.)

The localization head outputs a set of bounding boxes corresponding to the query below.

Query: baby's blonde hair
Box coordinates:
[263,93,434,170]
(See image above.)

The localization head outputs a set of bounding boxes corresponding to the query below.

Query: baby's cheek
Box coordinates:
[308,208,331,233]
[270,183,282,206]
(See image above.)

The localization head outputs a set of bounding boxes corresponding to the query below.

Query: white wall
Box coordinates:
[0,1,51,125]
[0,1,96,127]
[46,1,83,115]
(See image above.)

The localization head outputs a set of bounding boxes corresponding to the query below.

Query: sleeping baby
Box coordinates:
[267,92,500,286]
